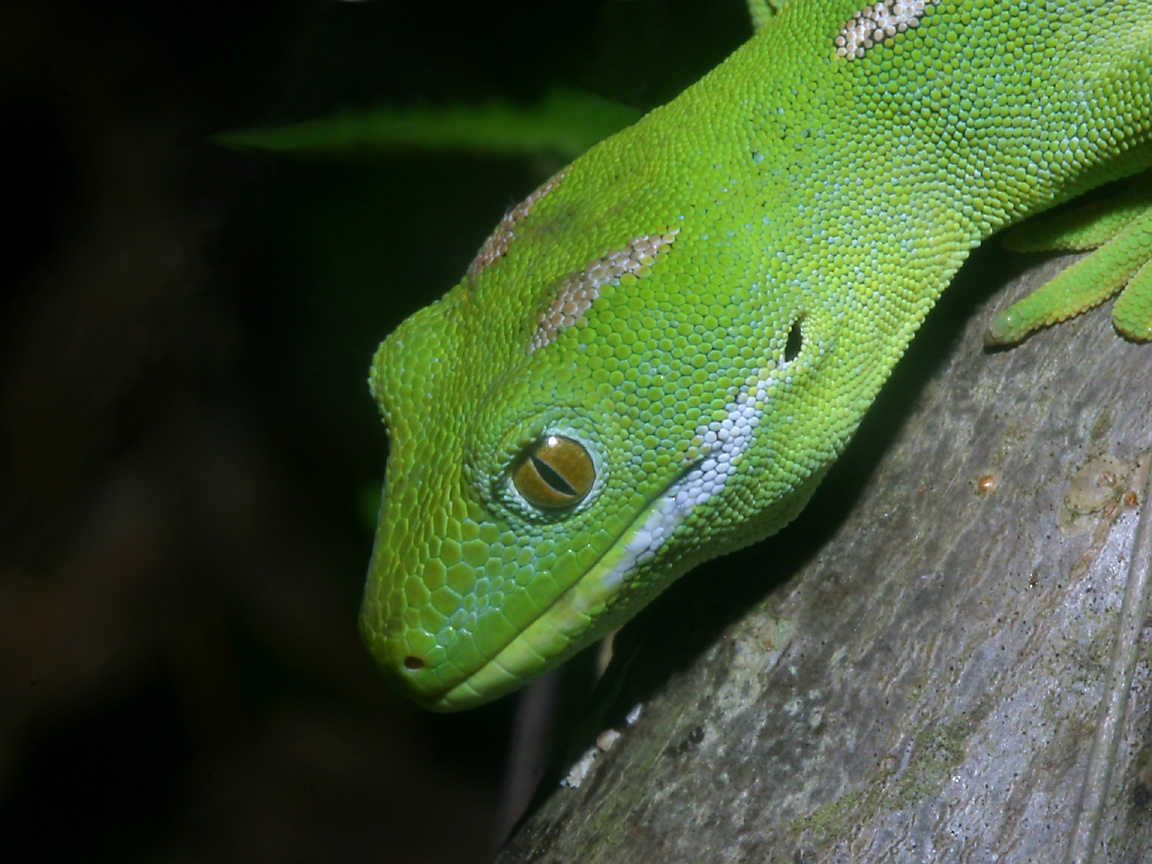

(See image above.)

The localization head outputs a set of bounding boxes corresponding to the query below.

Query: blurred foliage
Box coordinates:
[0,1,751,862]
[217,89,641,160]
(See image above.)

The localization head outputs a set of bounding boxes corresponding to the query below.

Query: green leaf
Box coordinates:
[216,88,641,161]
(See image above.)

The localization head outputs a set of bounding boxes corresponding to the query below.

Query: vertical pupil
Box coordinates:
[531,451,577,497]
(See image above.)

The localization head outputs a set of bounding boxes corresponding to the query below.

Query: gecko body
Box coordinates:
[362,0,1152,710]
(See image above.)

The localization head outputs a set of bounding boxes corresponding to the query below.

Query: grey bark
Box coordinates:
[496,246,1152,863]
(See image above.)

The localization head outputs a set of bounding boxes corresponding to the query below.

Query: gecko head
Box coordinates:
[360,167,837,711]
[360,293,716,712]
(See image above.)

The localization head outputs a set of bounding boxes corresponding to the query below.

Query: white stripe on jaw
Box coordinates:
[601,366,775,589]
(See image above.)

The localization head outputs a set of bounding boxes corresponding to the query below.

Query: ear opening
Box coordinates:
[783,314,805,364]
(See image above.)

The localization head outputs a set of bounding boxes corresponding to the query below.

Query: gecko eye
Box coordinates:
[512,435,595,510]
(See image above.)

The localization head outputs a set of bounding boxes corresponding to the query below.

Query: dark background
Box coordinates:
[0,1,756,862]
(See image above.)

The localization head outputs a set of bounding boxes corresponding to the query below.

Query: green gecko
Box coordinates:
[361,0,1152,711]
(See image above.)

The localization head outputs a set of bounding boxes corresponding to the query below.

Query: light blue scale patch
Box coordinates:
[599,367,776,590]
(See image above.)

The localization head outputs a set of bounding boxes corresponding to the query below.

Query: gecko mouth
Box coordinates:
[411,464,700,712]
[406,367,774,710]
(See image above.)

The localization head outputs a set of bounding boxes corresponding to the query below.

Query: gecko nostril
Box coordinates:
[403,655,426,671]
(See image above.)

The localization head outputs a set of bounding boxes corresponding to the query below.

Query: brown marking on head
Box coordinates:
[528,230,679,354]
[468,171,566,280]
[834,0,938,59]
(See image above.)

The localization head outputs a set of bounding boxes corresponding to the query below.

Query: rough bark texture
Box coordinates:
[496,246,1152,863]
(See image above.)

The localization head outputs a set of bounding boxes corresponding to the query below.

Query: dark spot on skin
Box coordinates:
[1134,782,1151,810]
[785,317,804,363]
